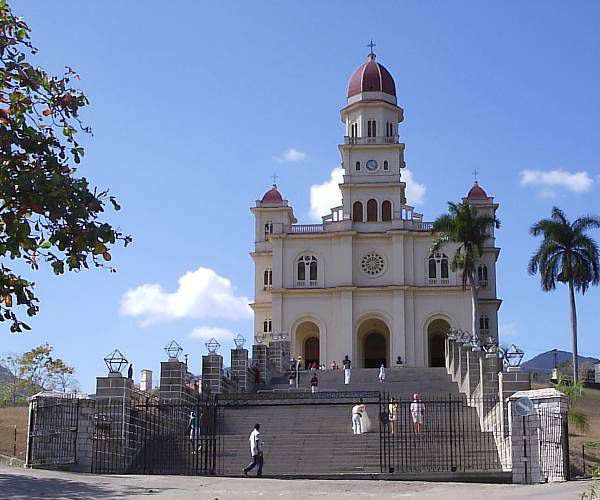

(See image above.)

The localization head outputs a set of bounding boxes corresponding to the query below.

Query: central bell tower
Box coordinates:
[339,48,408,223]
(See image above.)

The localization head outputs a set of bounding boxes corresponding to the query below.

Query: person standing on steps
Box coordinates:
[351,400,364,434]
[242,423,263,477]
[310,373,319,394]
[388,397,398,435]
[410,393,425,434]
[343,355,352,385]
[188,411,200,454]
[378,363,386,384]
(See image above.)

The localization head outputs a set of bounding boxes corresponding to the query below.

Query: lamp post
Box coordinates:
[164,340,183,360]
[104,349,128,376]
[233,334,246,350]
[205,337,221,355]
[504,344,524,371]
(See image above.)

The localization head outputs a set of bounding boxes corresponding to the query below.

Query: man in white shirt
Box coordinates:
[242,423,263,476]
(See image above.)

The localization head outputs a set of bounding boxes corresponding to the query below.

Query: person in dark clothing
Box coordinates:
[310,374,319,394]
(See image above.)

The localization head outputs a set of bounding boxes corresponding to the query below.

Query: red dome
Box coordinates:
[467,182,488,200]
[261,185,283,203]
[347,54,396,98]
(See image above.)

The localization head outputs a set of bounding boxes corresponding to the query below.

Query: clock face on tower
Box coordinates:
[366,159,378,171]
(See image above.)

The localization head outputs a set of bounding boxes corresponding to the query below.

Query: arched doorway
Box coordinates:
[357,317,390,368]
[304,337,319,368]
[364,332,386,368]
[427,318,450,367]
[294,320,320,369]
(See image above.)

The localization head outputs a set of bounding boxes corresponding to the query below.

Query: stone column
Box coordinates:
[73,399,95,472]
[252,344,270,385]
[201,354,224,393]
[160,359,194,403]
[508,388,569,484]
[95,372,136,403]
[231,348,250,392]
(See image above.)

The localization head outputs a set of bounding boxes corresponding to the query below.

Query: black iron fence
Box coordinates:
[91,397,220,475]
[379,394,503,473]
[27,396,80,466]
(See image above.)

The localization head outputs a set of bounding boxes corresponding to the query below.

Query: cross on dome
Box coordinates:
[472,168,479,182]
[367,39,376,60]
[271,172,279,185]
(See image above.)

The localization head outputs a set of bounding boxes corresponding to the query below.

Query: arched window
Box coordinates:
[263,268,272,288]
[478,265,488,286]
[297,259,305,281]
[428,257,437,279]
[351,122,358,138]
[479,314,489,333]
[297,255,318,287]
[382,200,392,221]
[367,199,378,221]
[355,161,361,171]
[386,122,394,137]
[263,318,272,333]
[353,201,363,222]
[367,120,376,138]
[309,260,317,281]
[264,222,273,238]
[428,252,449,284]
[440,258,449,279]
[383,160,389,171]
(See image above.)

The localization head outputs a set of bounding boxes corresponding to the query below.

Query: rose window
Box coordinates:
[361,252,385,277]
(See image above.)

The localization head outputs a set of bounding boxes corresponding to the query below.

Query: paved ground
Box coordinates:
[0,465,594,499]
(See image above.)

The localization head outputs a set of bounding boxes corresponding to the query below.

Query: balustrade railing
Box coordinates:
[289,224,324,234]
[344,135,399,145]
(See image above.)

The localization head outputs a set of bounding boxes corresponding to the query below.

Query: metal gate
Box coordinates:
[27,396,79,466]
[91,396,221,475]
[379,393,503,473]
[537,404,570,481]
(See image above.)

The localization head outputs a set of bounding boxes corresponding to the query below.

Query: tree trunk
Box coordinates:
[468,272,479,344]
[568,279,579,382]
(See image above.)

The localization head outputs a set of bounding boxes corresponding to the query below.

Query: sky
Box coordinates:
[3,1,600,393]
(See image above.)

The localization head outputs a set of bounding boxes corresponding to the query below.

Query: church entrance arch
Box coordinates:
[427,318,450,367]
[294,320,320,369]
[356,317,390,368]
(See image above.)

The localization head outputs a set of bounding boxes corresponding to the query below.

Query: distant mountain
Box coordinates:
[522,350,599,373]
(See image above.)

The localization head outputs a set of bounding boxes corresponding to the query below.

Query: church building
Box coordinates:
[250,49,500,369]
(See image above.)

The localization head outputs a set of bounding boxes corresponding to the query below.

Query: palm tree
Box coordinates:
[432,201,500,344]
[528,207,600,382]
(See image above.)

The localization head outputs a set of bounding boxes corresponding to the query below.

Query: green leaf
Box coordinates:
[40,241,52,249]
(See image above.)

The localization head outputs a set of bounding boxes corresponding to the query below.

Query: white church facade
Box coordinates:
[250,50,501,369]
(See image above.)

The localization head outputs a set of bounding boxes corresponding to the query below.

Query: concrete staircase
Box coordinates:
[216,367,506,479]
[266,367,460,396]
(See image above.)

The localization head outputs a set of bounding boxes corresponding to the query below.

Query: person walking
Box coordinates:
[242,423,263,477]
[351,399,365,435]
[410,393,425,433]
[343,355,352,385]
[288,369,295,386]
[310,373,319,394]
[378,363,386,384]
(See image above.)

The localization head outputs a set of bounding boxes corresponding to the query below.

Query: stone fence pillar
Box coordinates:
[508,388,569,484]
[231,348,251,392]
[160,359,197,403]
[267,340,291,371]
[252,344,271,385]
[202,354,224,394]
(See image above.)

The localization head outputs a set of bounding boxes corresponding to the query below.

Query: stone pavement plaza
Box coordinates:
[0,466,592,500]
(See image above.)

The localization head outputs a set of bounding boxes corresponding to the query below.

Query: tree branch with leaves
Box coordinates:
[0,0,131,332]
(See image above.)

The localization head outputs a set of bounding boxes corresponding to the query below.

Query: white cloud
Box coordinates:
[274,148,307,163]
[499,322,518,338]
[308,167,426,220]
[403,169,426,206]
[189,326,236,342]
[520,169,593,195]
[309,167,344,220]
[121,267,252,326]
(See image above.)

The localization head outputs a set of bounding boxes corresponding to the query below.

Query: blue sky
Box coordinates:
[4,1,600,392]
